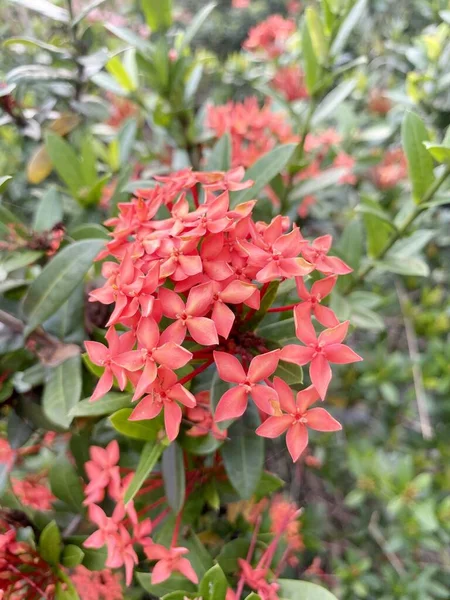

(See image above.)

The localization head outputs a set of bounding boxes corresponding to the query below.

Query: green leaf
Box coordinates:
[141,0,172,31]
[106,55,136,92]
[45,132,84,197]
[162,594,197,600]
[330,0,367,56]
[4,36,69,55]
[244,595,261,600]
[91,72,129,96]
[254,471,285,501]
[305,7,328,64]
[423,142,450,164]
[290,168,347,199]
[245,281,280,330]
[375,256,430,277]
[7,410,33,449]
[110,408,163,440]
[72,0,107,26]
[39,521,62,566]
[216,538,250,574]
[22,239,104,335]
[80,136,97,187]
[69,224,109,240]
[33,187,63,232]
[389,229,435,257]
[302,20,320,95]
[230,144,297,206]
[221,403,264,499]
[274,360,303,385]
[162,442,185,514]
[124,440,166,503]
[360,197,392,258]
[44,285,85,343]
[49,454,84,512]
[350,305,385,331]
[179,2,216,51]
[81,545,107,571]
[312,79,357,125]
[0,250,43,274]
[137,573,196,597]
[257,318,296,344]
[71,392,133,417]
[336,219,364,271]
[278,579,338,600]
[10,0,69,22]
[0,175,12,191]
[401,111,435,204]
[61,545,85,568]
[355,203,396,228]
[105,25,153,56]
[42,356,82,429]
[118,118,138,165]
[206,134,231,171]
[199,564,227,600]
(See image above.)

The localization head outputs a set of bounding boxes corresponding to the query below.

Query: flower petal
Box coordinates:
[159,287,185,318]
[187,317,219,346]
[214,386,248,422]
[310,354,332,400]
[153,342,192,369]
[325,343,363,364]
[296,385,320,413]
[213,351,246,383]
[247,350,280,383]
[286,422,308,462]
[306,407,342,432]
[256,415,292,438]
[273,376,296,413]
[280,345,314,366]
[318,321,349,346]
[164,401,183,441]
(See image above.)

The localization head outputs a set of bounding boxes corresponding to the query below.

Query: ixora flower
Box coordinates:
[83,166,360,589]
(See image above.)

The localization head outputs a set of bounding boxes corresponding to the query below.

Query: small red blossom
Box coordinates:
[144,544,198,585]
[84,440,122,505]
[271,65,309,102]
[243,15,296,58]
[300,235,353,275]
[295,275,339,328]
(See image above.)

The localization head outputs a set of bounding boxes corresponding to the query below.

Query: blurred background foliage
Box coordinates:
[0,0,449,598]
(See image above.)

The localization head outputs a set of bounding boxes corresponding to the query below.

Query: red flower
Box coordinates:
[300,235,353,275]
[84,440,122,505]
[280,320,362,399]
[145,544,198,585]
[257,380,341,461]
[213,350,280,422]
[295,275,339,328]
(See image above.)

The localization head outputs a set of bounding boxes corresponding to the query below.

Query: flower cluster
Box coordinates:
[371,147,408,189]
[243,15,296,58]
[207,98,298,168]
[11,474,55,511]
[87,167,361,464]
[71,566,123,600]
[271,65,309,102]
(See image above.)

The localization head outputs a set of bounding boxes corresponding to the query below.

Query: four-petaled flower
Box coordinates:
[145,544,199,585]
[256,379,342,461]
[295,274,339,328]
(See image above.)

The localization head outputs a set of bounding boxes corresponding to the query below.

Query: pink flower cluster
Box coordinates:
[86,167,361,465]
[244,15,296,58]
[71,566,123,600]
[207,99,298,168]
[271,65,309,102]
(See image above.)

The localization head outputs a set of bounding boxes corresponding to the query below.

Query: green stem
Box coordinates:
[353,164,450,286]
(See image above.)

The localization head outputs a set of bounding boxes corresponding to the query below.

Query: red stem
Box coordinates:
[267,303,297,313]
[152,507,171,528]
[178,359,213,386]
[171,509,183,547]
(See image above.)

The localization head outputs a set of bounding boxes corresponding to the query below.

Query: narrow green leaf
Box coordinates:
[221,403,264,499]
[199,564,227,600]
[306,7,328,64]
[118,118,137,164]
[39,521,62,566]
[49,454,84,511]
[69,224,109,240]
[4,36,69,55]
[245,281,280,330]
[375,256,430,277]
[124,441,166,504]
[70,392,133,417]
[361,197,392,258]
[110,408,163,440]
[80,135,97,187]
[106,55,136,92]
[312,79,357,125]
[179,2,216,51]
[42,356,82,429]
[401,111,435,204]
[302,20,320,95]
[206,134,231,171]
[45,132,84,196]
[72,0,107,26]
[22,239,104,335]
[105,24,153,56]
[162,442,185,514]
[61,545,85,568]
[423,142,450,164]
[231,144,296,206]
[290,168,347,199]
[141,0,172,31]
[330,0,367,56]
[33,187,63,232]
[10,0,69,22]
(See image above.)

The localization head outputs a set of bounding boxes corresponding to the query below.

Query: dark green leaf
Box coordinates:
[330,0,367,56]
[69,224,109,240]
[124,440,166,503]
[336,219,364,271]
[110,408,163,440]
[222,403,264,499]
[137,573,196,597]
[44,285,85,344]
[49,454,84,511]
[401,111,435,204]
[42,356,82,429]
[217,538,250,574]
[199,564,228,600]
[206,133,231,171]
[7,410,33,449]
[45,132,84,196]
[361,197,392,258]
[162,442,185,514]
[70,392,133,417]
[33,187,63,232]
[39,521,62,566]
[245,281,280,330]
[82,545,107,570]
[254,471,285,501]
[257,318,296,344]
[274,360,303,385]
[22,239,104,335]
[61,544,85,568]
[230,145,297,206]
[119,118,138,164]
[210,370,231,430]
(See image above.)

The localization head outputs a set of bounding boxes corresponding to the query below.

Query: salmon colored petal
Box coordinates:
[153,342,192,369]
[106,440,119,464]
[85,341,108,365]
[186,282,214,316]
[248,350,280,383]
[114,350,144,371]
[159,287,185,318]
[295,276,310,300]
[306,407,342,432]
[212,301,235,339]
[144,544,170,561]
[214,386,248,422]
[273,376,296,413]
[296,385,320,413]
[273,228,303,257]
[220,280,256,304]
[187,317,219,346]
[133,360,158,400]
[177,557,199,583]
[151,560,172,584]
[256,415,292,438]
[313,304,339,328]
[160,320,186,345]
[137,317,160,349]
[311,274,337,298]
[129,395,162,421]
[322,255,353,275]
[310,354,332,400]
[251,384,279,414]
[213,351,246,383]
[178,254,203,276]
[318,321,349,346]
[293,305,317,344]
[164,401,182,441]
[325,343,363,364]
[279,345,314,366]
[286,422,308,462]
[169,383,197,408]
[90,369,114,402]
[312,234,332,252]
[157,365,178,390]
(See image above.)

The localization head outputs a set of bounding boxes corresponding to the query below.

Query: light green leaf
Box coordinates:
[162,442,185,514]
[423,142,450,164]
[401,111,435,204]
[69,223,109,240]
[39,521,62,566]
[206,134,231,171]
[106,55,136,92]
[375,256,430,277]
[10,0,69,22]
[124,440,167,504]
[0,176,12,191]
[278,579,338,600]
[306,7,328,64]
[71,392,133,417]
[199,564,228,600]
[302,20,320,94]
[91,72,129,96]
[221,403,264,499]
[231,144,296,206]
[137,572,196,597]
[290,168,347,199]
[45,132,84,196]
[4,36,69,55]
[105,24,153,56]
[118,118,138,164]
[61,545,85,568]
[22,239,104,335]
[312,79,357,125]
[110,408,163,440]
[330,0,367,56]
[80,135,97,187]
[141,0,172,31]
[361,197,392,258]
[33,187,63,232]
[43,356,82,429]
[179,2,216,51]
